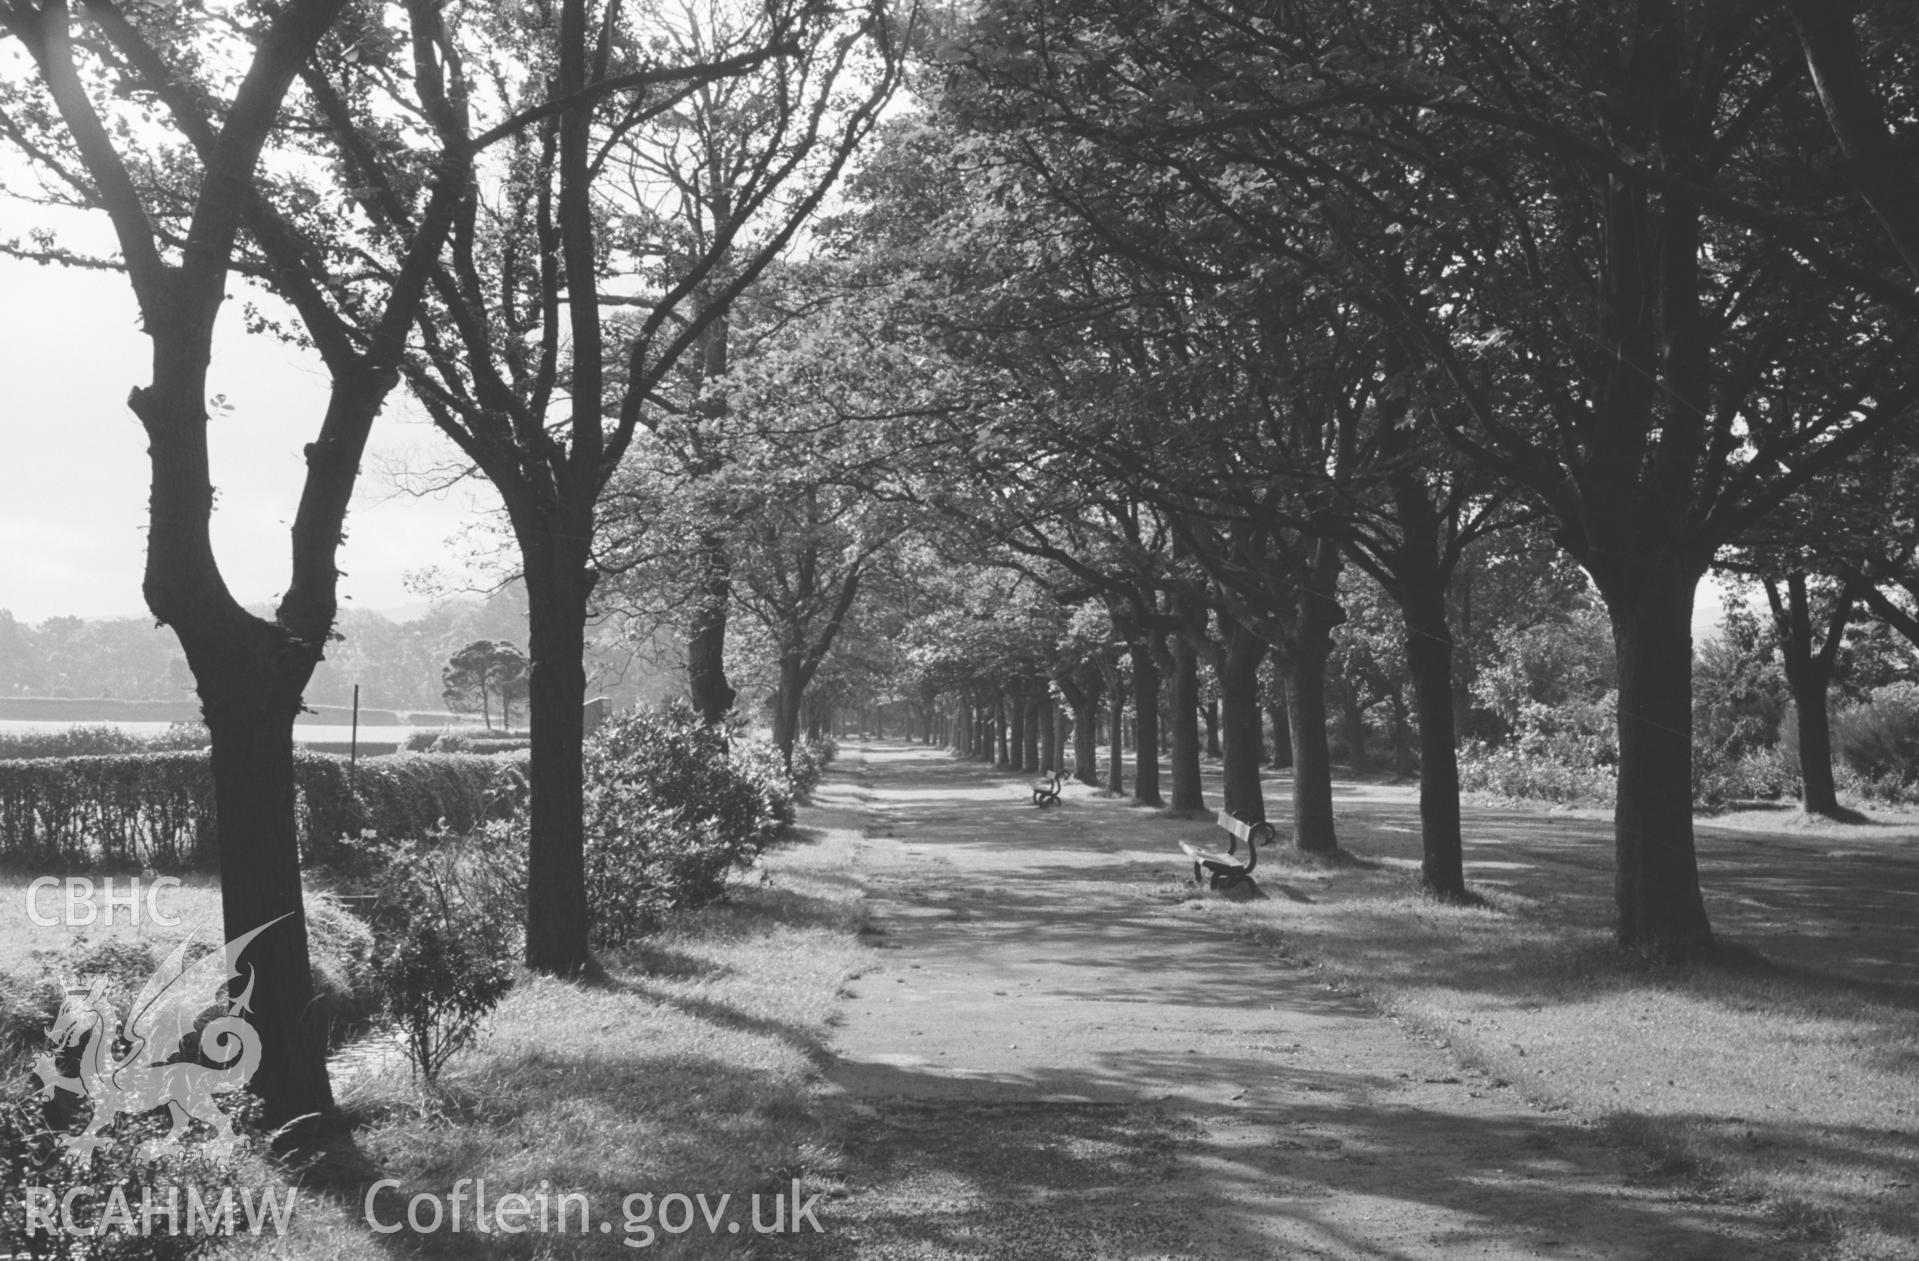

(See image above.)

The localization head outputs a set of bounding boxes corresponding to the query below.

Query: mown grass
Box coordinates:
[0,871,223,971]
[0,813,868,1259]
[256,822,868,1259]
[1219,840,1919,1261]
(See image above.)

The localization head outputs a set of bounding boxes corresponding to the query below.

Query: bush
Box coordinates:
[371,916,513,1083]
[1693,742,1800,807]
[1831,683,1919,801]
[0,1076,251,1259]
[1457,740,1617,805]
[367,840,515,1082]
[581,702,786,945]
[788,734,838,802]
[729,739,799,829]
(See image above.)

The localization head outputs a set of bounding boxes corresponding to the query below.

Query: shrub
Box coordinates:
[581,702,784,945]
[787,734,838,802]
[371,916,513,1083]
[367,840,515,1082]
[1831,683,1919,801]
[729,738,799,829]
[1694,742,1799,807]
[369,821,525,962]
[1457,740,1617,805]
[0,1076,250,1260]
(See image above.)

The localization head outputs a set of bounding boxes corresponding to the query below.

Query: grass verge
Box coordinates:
[1,814,869,1259]
[1217,848,1919,1261]
[273,820,868,1258]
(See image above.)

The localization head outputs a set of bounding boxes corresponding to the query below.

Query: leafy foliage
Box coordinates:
[368,841,516,1083]
[1831,684,1919,802]
[581,703,793,946]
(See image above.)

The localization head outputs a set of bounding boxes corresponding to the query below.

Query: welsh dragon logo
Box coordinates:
[31,915,289,1161]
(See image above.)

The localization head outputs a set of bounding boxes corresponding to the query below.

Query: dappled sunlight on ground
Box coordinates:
[796,741,1806,1259]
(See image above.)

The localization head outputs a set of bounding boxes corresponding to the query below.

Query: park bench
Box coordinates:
[1179,810,1273,892]
[1031,769,1064,807]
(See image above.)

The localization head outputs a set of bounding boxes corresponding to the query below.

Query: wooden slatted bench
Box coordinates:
[1179,810,1273,892]
[1031,769,1064,807]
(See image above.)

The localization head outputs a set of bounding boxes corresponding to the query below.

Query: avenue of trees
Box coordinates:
[5,0,1918,1134]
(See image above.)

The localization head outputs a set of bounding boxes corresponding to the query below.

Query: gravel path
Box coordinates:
[786,742,1789,1261]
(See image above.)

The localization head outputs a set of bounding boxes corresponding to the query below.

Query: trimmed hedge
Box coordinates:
[0,751,525,872]
[402,730,530,754]
[0,722,209,762]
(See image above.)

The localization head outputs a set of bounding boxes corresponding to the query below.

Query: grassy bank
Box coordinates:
[1220,827,1919,1261]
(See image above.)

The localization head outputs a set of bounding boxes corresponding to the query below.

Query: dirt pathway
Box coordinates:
[788,743,1789,1261]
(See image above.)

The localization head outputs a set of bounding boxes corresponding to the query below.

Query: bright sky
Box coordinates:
[0,255,496,622]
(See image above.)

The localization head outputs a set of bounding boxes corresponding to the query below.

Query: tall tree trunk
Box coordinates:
[1076,694,1099,783]
[1765,572,1858,819]
[1282,539,1344,854]
[193,636,331,1135]
[1024,691,1042,770]
[1060,675,1101,785]
[522,539,592,975]
[1268,689,1292,769]
[1390,690,1414,777]
[1167,632,1205,812]
[1129,642,1163,807]
[995,693,1011,769]
[1102,663,1125,794]
[1402,565,1467,901]
[1008,683,1028,772]
[685,535,736,722]
[1601,565,1714,959]
[1792,679,1840,816]
[1341,691,1370,774]
[1216,620,1268,823]
[1039,693,1058,777]
[1287,643,1338,854]
[772,653,804,764]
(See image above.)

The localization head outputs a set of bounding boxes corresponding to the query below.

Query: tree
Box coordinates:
[441,639,529,731]
[0,611,40,694]
[0,0,470,1134]
[946,0,1919,958]
[197,0,908,974]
